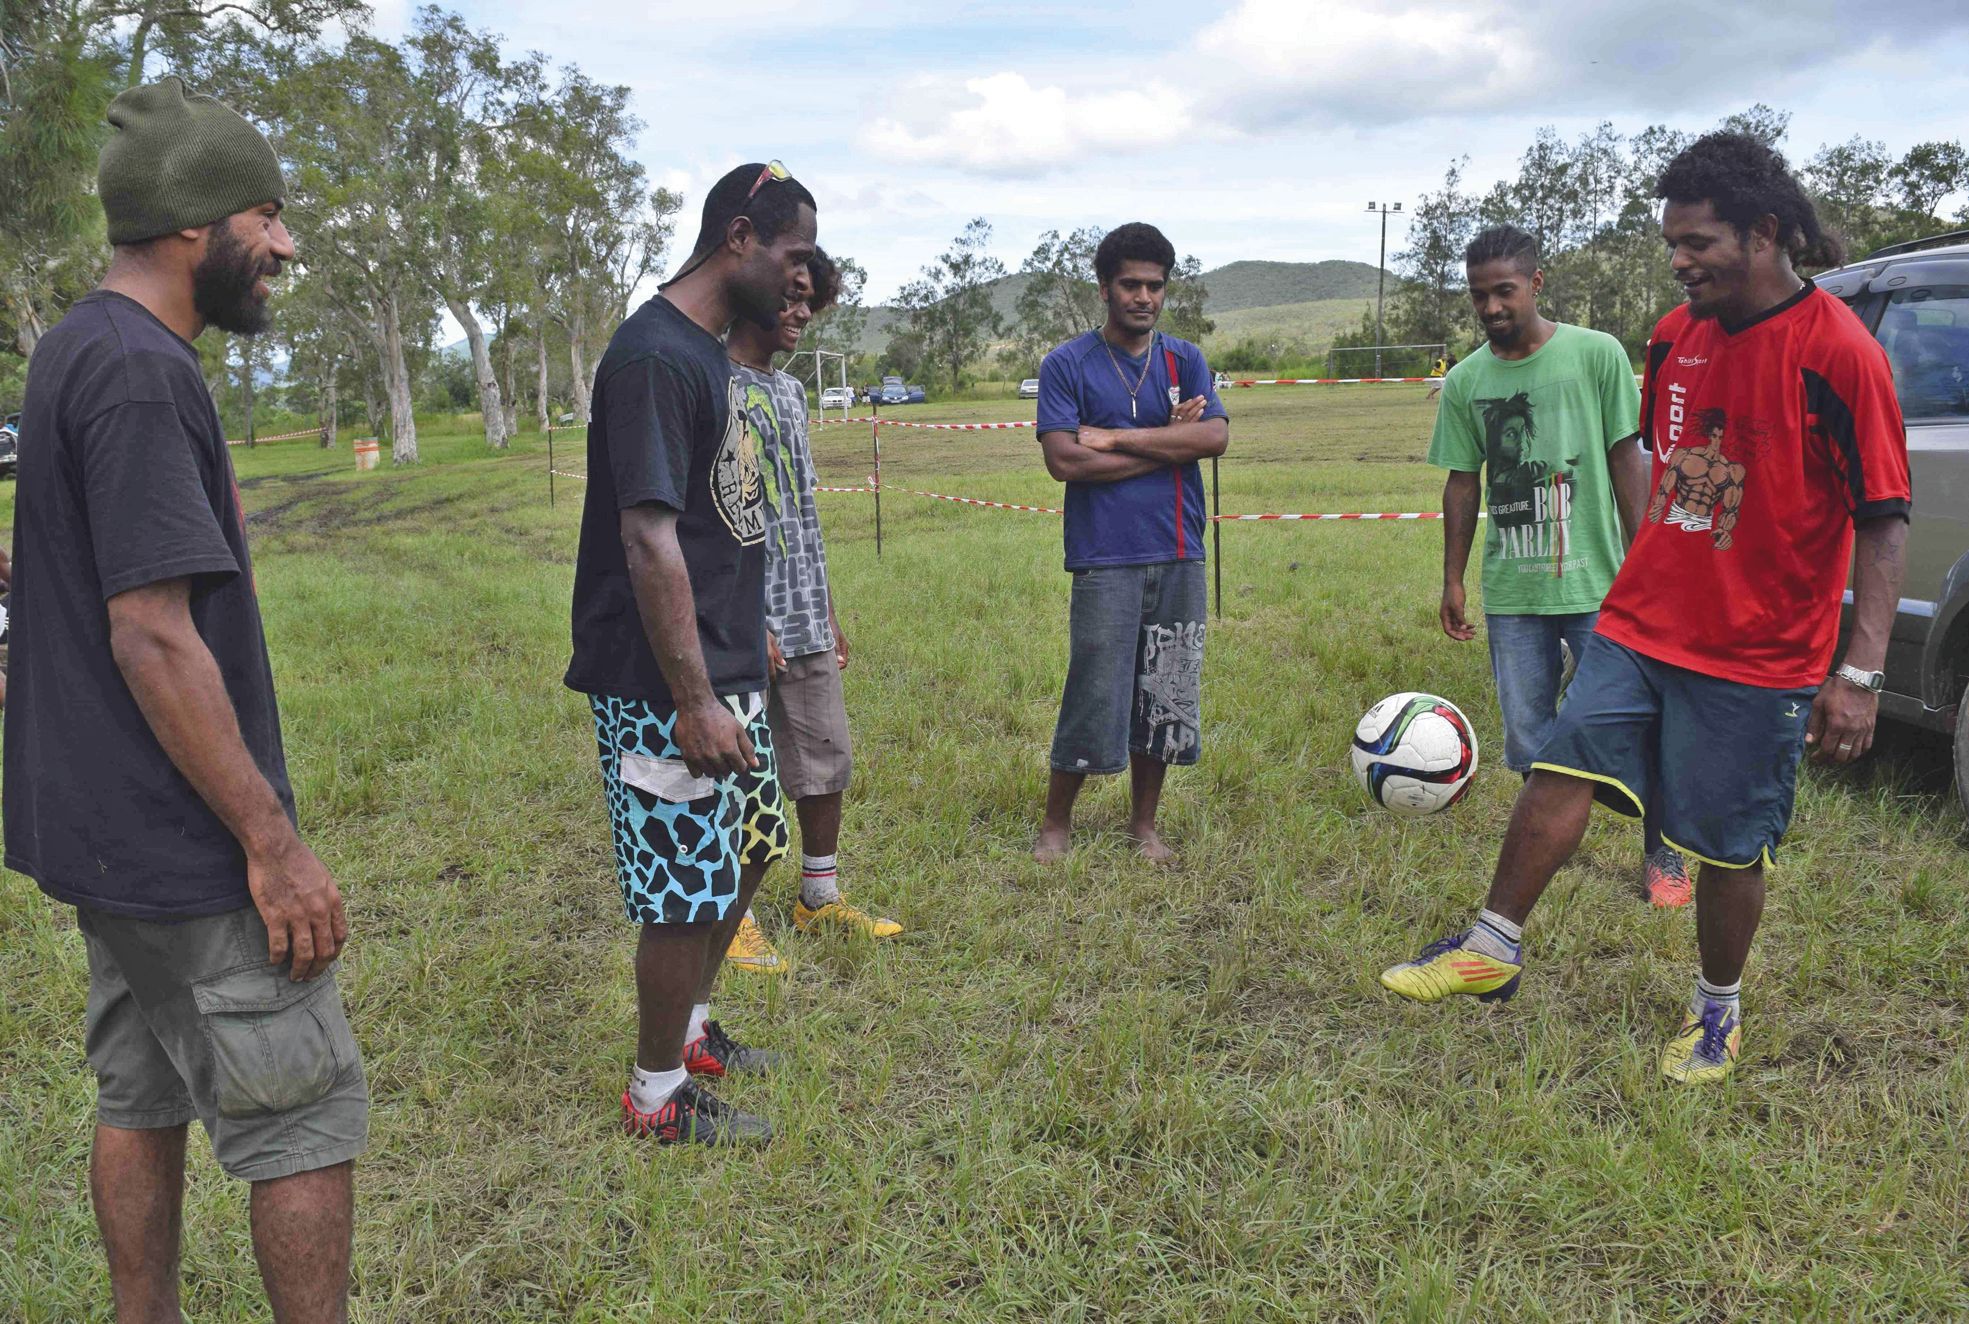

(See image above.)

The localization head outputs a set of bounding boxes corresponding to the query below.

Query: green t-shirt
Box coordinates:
[1427,323,1640,615]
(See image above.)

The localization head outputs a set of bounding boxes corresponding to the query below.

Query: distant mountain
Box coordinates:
[853,259,1387,353]
[1198,260,1383,311]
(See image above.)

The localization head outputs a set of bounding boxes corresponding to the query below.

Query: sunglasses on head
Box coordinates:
[742,160,790,209]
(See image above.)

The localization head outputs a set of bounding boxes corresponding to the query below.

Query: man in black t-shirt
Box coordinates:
[566,162,817,1145]
[6,79,365,1318]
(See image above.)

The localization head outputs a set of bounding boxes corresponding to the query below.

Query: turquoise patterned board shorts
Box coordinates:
[590,691,789,925]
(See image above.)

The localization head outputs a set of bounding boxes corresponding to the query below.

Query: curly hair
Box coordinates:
[1094,222,1176,285]
[1655,132,1845,269]
[805,247,841,315]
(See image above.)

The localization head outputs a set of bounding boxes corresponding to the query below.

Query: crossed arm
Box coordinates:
[1039,402,1229,484]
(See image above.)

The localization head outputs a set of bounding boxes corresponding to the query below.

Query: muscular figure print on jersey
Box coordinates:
[1648,407,1748,549]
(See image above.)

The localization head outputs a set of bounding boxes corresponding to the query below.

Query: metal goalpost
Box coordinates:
[1325,343,1447,378]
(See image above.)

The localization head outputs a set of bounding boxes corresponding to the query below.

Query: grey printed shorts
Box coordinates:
[77,903,369,1183]
[1051,559,1207,774]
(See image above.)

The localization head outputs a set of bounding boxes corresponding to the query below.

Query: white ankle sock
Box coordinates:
[1692,975,1742,1018]
[1465,909,1524,962]
[629,1063,687,1113]
[687,1003,711,1043]
[800,853,841,908]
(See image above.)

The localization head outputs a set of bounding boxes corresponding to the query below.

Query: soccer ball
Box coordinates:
[1350,692,1478,817]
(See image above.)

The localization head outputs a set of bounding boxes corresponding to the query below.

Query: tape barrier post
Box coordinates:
[1211,456,1222,620]
[547,426,556,509]
[872,413,884,558]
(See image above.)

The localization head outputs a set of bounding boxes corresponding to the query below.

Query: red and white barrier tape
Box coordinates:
[814,484,1469,523]
[1205,508,1457,520]
[227,428,327,446]
[892,487,1062,514]
[557,460,1458,523]
[1224,377,1439,386]
[813,416,1037,430]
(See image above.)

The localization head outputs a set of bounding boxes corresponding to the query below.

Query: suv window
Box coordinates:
[1877,286,1969,422]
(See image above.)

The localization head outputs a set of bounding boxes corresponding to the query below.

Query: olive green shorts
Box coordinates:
[77,904,368,1182]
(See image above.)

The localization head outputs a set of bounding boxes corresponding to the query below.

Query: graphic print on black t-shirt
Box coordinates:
[716,376,767,545]
[1479,389,1579,563]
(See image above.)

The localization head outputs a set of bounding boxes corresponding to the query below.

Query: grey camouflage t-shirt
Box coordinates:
[734,364,834,657]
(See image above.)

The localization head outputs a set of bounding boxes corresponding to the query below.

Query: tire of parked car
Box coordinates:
[1954,678,1969,819]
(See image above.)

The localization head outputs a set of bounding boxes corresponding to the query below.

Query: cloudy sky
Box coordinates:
[371,0,1969,303]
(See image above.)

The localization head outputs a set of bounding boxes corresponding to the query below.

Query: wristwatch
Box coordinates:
[1833,663,1885,693]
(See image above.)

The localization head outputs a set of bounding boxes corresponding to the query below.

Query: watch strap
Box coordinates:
[1834,663,1884,693]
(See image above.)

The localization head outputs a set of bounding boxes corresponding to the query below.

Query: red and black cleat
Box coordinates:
[621,1079,772,1146]
[682,1020,780,1078]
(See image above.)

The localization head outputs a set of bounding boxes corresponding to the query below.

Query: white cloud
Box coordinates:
[849,0,1969,177]
[862,72,1191,175]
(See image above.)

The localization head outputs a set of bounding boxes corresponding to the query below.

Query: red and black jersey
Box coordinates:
[1596,285,1910,689]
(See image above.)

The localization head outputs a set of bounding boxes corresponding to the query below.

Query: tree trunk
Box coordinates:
[379,293,418,464]
[445,296,507,449]
[126,18,154,86]
[321,372,337,447]
[8,288,46,359]
[535,327,551,432]
[241,341,256,446]
[499,320,519,436]
[568,299,592,422]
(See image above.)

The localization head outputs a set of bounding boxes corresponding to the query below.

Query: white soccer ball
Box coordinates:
[1350,692,1479,817]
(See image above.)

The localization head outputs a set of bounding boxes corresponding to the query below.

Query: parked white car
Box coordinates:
[819,386,855,410]
[1018,378,1040,399]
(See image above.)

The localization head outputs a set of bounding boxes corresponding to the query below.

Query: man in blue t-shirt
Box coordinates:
[1033,223,1230,863]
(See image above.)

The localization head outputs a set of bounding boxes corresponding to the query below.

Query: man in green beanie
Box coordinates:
[5,77,365,1322]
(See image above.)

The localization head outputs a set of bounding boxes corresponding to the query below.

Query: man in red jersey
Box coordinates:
[1379,132,1911,1086]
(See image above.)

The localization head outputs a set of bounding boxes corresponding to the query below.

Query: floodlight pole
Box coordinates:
[1367,201,1402,378]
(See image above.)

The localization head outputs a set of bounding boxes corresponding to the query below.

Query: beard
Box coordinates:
[192,223,276,335]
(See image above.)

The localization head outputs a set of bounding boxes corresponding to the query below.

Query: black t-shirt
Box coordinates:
[565,295,767,703]
[3,291,294,919]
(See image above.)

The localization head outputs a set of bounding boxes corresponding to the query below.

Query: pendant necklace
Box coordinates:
[1102,330,1157,420]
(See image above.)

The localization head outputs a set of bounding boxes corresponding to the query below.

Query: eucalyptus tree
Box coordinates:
[898,218,1004,395]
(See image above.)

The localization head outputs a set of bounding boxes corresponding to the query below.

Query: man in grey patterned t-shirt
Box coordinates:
[725,249,903,972]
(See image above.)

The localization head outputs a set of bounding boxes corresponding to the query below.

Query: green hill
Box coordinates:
[1196,260,1384,311]
[855,260,1388,355]
[1202,297,1378,352]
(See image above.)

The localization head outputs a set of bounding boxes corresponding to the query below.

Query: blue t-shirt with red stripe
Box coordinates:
[1038,330,1228,571]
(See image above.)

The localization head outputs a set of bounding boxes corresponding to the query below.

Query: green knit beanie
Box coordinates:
[97,77,285,245]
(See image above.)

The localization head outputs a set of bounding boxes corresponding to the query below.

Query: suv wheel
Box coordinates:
[1956,678,1969,818]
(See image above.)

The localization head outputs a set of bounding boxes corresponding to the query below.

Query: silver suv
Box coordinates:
[1816,229,1969,804]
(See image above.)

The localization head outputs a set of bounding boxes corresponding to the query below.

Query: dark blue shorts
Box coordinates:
[1531,633,1816,869]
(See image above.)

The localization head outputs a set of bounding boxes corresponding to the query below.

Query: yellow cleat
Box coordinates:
[1379,933,1522,1004]
[725,911,785,974]
[1659,1002,1741,1084]
[793,897,903,939]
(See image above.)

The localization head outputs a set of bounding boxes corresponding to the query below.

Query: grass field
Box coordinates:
[3,388,1967,1321]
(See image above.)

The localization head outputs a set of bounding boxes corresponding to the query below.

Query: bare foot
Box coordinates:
[1127,829,1176,865]
[1033,823,1070,864]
